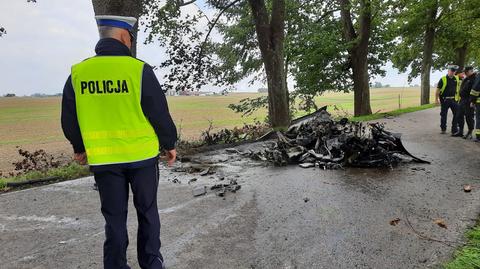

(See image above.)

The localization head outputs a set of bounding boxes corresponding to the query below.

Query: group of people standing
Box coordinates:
[435,65,480,141]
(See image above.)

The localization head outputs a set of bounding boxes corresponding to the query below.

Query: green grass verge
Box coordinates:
[350,104,436,122]
[444,222,480,269]
[0,162,91,191]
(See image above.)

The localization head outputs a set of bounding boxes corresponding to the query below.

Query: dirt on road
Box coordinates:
[1,107,479,269]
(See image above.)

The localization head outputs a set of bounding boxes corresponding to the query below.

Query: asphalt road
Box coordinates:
[1,107,480,269]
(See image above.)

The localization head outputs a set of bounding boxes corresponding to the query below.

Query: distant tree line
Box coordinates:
[372,82,391,88]
[2,93,62,97]
[30,93,62,97]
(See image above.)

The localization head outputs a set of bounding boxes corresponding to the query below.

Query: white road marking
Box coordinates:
[0,214,92,232]
[0,214,78,224]
[18,255,35,262]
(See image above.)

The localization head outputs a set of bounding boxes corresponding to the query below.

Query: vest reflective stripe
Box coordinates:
[71,56,159,165]
[82,128,156,140]
[86,142,157,157]
[471,89,480,103]
[440,75,461,101]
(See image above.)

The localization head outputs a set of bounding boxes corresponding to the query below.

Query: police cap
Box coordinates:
[95,15,137,31]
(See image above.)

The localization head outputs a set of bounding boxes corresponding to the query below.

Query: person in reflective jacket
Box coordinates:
[435,65,461,135]
[61,15,176,269]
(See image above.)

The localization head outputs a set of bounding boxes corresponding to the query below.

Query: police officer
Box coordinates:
[453,66,476,138]
[61,15,177,269]
[470,71,480,142]
[435,65,462,134]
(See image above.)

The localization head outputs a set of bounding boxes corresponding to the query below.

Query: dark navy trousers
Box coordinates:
[94,163,164,269]
[440,98,458,133]
[455,98,475,134]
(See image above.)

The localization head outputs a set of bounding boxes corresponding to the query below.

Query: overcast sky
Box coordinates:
[0,0,445,96]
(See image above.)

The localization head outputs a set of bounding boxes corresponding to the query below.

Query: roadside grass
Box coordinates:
[0,162,90,192]
[444,222,480,269]
[350,104,437,122]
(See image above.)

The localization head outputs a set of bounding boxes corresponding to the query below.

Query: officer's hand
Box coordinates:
[162,149,176,166]
[471,103,475,108]
[74,152,87,165]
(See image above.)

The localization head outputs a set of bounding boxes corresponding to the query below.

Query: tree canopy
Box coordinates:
[391,0,480,103]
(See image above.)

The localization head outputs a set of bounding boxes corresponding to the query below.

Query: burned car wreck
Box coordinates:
[252,108,429,169]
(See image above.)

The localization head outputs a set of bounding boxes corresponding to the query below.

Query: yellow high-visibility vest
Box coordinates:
[440,75,461,101]
[71,56,159,165]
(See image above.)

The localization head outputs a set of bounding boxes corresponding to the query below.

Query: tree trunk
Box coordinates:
[284,54,290,110]
[248,0,290,128]
[339,0,372,116]
[419,5,437,105]
[455,42,468,71]
[91,0,143,57]
[352,50,372,115]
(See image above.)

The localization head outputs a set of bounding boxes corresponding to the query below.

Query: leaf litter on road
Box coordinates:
[389,218,401,226]
[434,219,448,229]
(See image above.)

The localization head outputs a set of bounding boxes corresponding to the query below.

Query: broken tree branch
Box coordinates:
[197,0,242,63]
[404,214,462,248]
[178,0,197,7]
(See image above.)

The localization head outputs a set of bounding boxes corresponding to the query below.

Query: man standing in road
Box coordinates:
[470,71,480,142]
[453,66,476,139]
[436,65,462,134]
[61,15,177,269]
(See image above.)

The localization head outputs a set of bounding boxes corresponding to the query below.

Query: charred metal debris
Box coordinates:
[170,161,242,198]
[251,108,429,169]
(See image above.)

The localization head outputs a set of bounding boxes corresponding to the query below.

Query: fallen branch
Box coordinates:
[404,214,463,247]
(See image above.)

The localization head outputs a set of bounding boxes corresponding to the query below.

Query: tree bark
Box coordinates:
[455,42,468,71]
[248,0,290,128]
[339,0,372,116]
[91,0,143,57]
[351,50,371,115]
[420,6,437,105]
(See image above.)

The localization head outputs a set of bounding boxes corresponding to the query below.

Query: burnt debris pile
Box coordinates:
[253,109,429,169]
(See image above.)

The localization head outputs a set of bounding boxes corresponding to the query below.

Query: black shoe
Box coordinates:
[464,131,473,139]
[452,132,463,137]
[441,130,446,134]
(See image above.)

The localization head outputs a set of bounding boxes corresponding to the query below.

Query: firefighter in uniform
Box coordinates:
[61,15,176,269]
[470,72,480,142]
[453,66,476,138]
[435,65,462,134]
